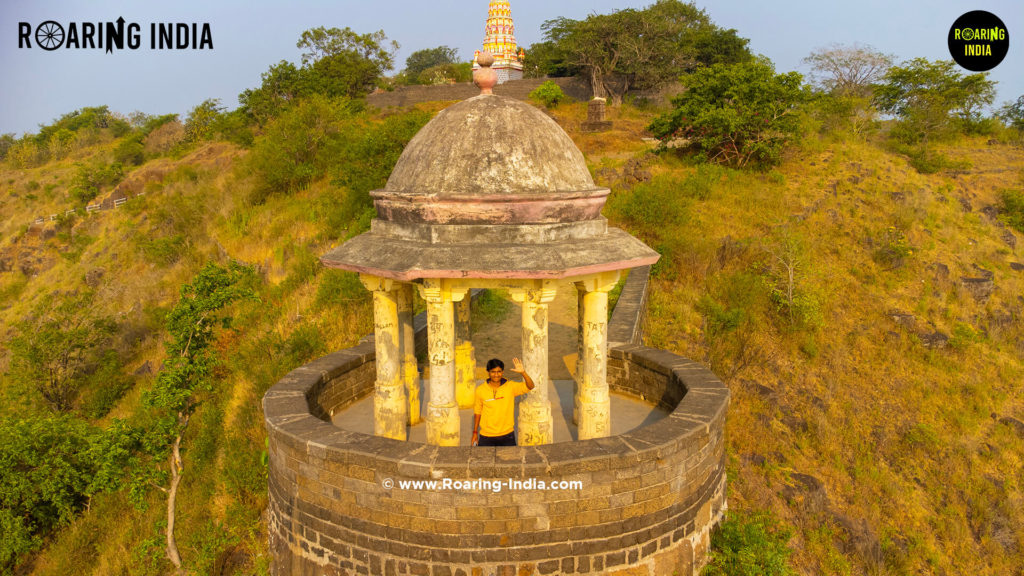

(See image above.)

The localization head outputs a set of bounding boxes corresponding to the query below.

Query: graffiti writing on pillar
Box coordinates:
[430,341,452,365]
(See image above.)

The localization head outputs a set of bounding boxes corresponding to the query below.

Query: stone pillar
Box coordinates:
[574,284,585,426]
[397,283,420,426]
[582,97,612,132]
[418,279,465,446]
[578,271,620,440]
[360,275,407,441]
[454,296,476,409]
[511,284,557,446]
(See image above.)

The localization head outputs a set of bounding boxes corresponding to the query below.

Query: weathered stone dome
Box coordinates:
[386,94,595,197]
[321,93,659,280]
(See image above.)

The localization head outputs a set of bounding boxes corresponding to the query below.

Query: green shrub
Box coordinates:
[529,81,567,109]
[682,164,730,200]
[247,95,357,203]
[0,416,103,572]
[114,138,145,166]
[703,511,796,576]
[999,189,1024,233]
[137,234,187,266]
[607,175,692,235]
[949,322,982,351]
[871,226,913,270]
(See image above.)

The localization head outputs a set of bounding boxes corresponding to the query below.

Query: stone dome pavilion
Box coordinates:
[262,61,729,576]
[322,86,659,447]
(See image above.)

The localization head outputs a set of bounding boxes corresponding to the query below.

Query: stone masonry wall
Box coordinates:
[264,342,728,576]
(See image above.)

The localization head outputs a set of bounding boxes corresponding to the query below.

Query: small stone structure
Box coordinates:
[581,98,613,133]
[263,64,729,575]
[264,269,729,575]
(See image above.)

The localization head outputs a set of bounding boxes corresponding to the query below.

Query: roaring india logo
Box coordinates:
[19,17,213,53]
[947,10,1009,72]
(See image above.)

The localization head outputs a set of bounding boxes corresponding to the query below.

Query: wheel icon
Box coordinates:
[35,21,65,51]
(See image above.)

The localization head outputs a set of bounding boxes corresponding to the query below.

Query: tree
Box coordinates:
[7,293,116,413]
[522,40,573,78]
[404,45,459,80]
[804,43,893,97]
[141,262,255,573]
[247,95,359,202]
[298,26,397,98]
[541,0,750,103]
[997,95,1024,131]
[184,98,224,142]
[648,58,810,167]
[873,58,995,145]
[0,416,103,572]
[0,133,14,161]
[239,60,306,125]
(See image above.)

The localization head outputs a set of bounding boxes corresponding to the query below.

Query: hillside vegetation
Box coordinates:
[2,93,1022,575]
[3,7,1024,575]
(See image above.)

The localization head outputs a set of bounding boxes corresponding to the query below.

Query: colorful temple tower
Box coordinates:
[473,0,525,83]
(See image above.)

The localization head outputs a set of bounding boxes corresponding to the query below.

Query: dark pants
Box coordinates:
[478,431,516,447]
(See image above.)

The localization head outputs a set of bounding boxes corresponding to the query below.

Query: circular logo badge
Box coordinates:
[948,11,1009,71]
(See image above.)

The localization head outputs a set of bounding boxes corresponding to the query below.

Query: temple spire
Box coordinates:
[472,0,524,84]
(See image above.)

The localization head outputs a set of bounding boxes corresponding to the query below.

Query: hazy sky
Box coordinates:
[1,0,1021,136]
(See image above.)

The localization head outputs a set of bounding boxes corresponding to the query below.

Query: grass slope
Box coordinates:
[0,99,1022,575]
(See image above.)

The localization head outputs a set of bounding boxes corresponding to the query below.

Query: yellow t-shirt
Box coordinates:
[474,379,530,437]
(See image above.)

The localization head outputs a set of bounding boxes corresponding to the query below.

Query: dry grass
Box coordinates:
[2,103,1023,575]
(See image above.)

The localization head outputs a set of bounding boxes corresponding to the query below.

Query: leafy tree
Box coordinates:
[873,58,995,145]
[649,58,809,167]
[184,98,224,142]
[804,43,893,97]
[298,26,397,98]
[139,262,255,573]
[998,95,1024,131]
[248,95,360,202]
[0,416,103,573]
[330,108,432,228]
[541,0,750,102]
[238,60,306,125]
[404,45,459,79]
[69,161,124,205]
[239,27,397,124]
[114,136,145,166]
[7,292,116,413]
[46,128,75,160]
[0,133,14,161]
[522,40,575,78]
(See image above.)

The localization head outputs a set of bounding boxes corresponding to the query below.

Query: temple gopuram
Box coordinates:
[473,0,524,83]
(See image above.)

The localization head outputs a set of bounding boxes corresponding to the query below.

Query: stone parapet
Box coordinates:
[264,339,728,575]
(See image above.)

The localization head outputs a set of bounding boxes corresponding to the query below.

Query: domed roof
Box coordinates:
[321,93,659,281]
[385,94,595,197]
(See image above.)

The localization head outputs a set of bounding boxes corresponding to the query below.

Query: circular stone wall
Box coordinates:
[263,342,728,576]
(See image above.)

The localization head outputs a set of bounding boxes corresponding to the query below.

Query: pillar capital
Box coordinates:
[359,274,394,293]
[509,280,558,304]
[417,279,469,303]
[575,271,620,294]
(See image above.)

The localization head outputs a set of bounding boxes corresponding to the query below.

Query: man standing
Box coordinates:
[472,357,534,446]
